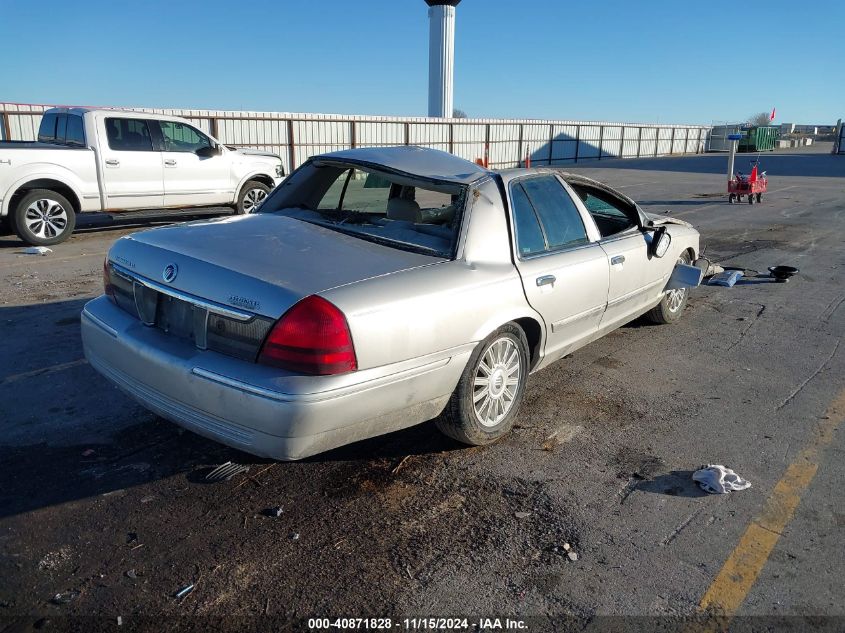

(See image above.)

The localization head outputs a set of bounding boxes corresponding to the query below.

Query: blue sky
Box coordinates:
[1,0,842,124]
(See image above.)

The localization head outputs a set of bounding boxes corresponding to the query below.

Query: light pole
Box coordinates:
[426,0,461,118]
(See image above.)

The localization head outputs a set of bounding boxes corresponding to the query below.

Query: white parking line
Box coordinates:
[615,181,659,188]
[1,251,105,269]
[0,358,88,385]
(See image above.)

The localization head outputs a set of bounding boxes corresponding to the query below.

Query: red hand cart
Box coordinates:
[728,170,767,205]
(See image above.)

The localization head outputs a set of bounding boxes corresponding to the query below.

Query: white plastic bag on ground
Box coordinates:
[692,464,751,494]
[21,246,52,256]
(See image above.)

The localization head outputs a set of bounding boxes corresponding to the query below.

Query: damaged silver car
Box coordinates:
[81,146,700,460]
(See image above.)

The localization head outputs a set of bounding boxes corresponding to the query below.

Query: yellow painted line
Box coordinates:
[0,358,88,385]
[698,387,845,616]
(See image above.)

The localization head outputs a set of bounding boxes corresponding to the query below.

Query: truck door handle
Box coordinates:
[611,255,625,266]
[105,159,119,166]
[536,275,556,287]
[164,159,177,167]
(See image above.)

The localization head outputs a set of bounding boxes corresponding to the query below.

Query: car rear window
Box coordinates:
[37,113,86,146]
[264,164,466,258]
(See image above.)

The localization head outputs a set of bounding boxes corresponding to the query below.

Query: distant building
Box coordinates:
[780,123,835,136]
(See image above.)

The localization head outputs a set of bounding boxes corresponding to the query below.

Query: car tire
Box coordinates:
[12,189,77,246]
[436,323,530,446]
[645,251,692,325]
[236,181,271,214]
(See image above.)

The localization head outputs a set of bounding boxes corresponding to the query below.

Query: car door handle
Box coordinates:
[105,159,119,166]
[536,275,556,287]
[611,255,625,265]
[164,159,177,167]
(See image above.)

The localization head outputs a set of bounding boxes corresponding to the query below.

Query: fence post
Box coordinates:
[448,122,453,153]
[574,125,580,163]
[484,124,491,168]
[351,121,357,149]
[548,124,554,166]
[636,127,642,158]
[655,128,659,157]
[405,121,411,147]
[670,127,675,155]
[287,119,296,172]
[619,130,624,158]
[517,124,524,168]
[598,125,604,161]
[0,112,10,141]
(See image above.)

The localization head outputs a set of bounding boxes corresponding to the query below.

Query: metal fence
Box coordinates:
[0,102,710,174]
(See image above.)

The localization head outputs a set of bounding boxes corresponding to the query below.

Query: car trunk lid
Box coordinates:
[106,213,444,363]
[109,213,444,319]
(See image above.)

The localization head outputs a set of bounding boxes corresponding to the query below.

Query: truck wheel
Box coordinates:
[236,181,270,214]
[645,251,692,325]
[12,189,76,246]
[436,323,529,446]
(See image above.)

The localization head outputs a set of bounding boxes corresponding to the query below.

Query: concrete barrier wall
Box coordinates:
[0,102,710,174]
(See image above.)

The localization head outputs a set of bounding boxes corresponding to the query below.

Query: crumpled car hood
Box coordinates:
[644,212,694,228]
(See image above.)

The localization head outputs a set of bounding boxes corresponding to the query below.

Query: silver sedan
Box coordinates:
[81,146,700,460]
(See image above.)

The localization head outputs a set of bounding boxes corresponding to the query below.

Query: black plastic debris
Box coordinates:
[264,507,284,518]
[205,461,250,483]
[768,265,798,282]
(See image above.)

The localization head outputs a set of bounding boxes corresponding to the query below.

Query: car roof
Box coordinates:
[498,167,640,207]
[315,146,492,185]
[43,106,196,124]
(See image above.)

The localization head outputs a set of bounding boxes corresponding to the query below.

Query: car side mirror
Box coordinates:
[652,226,672,258]
[196,144,221,157]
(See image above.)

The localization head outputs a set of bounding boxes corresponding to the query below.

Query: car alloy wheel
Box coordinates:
[473,336,522,427]
[241,187,267,213]
[24,198,69,240]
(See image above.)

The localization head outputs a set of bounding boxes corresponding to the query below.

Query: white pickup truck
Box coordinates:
[0,107,285,245]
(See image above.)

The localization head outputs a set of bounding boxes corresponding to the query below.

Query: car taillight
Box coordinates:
[103,258,115,301]
[258,295,357,376]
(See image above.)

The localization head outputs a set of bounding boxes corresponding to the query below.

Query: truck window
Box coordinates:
[38,113,58,143]
[65,115,86,147]
[520,176,589,251]
[105,118,154,151]
[159,121,212,153]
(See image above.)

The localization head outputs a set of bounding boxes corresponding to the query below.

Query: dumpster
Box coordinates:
[738,126,780,152]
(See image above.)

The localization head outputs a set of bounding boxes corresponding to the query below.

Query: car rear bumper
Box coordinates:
[81,296,471,460]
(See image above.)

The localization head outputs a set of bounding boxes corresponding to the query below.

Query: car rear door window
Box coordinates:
[510,183,547,256]
[105,118,154,151]
[520,176,588,250]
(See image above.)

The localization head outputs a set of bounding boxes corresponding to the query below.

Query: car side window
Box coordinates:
[159,121,212,153]
[510,183,547,256]
[572,184,637,238]
[520,176,589,250]
[105,118,154,151]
